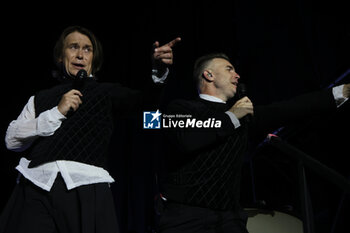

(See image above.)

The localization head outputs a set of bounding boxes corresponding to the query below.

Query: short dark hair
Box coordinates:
[193,53,231,87]
[53,25,103,75]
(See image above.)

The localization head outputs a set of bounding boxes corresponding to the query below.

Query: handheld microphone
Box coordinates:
[237,83,251,123]
[237,83,247,99]
[67,69,87,117]
[73,69,87,90]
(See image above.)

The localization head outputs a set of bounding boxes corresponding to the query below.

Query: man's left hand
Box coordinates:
[152,37,181,72]
[343,83,350,98]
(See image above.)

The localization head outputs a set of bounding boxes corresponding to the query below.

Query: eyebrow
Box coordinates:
[83,44,93,48]
[67,42,93,48]
[67,42,78,46]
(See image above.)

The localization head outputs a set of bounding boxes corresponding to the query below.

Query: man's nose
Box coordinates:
[76,49,84,59]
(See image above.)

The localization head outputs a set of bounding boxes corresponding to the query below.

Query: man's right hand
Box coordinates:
[228,96,254,119]
[57,90,83,116]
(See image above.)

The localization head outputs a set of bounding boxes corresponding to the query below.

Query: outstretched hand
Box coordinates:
[343,83,350,98]
[152,37,181,70]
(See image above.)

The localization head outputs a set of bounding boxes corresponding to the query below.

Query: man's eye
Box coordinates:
[227,67,235,72]
[84,47,92,53]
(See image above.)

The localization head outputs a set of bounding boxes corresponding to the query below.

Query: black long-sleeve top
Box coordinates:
[161,89,337,211]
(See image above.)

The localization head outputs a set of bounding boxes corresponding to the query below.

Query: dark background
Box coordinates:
[1,1,349,232]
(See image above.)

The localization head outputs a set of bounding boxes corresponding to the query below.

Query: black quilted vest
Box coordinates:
[28,79,116,169]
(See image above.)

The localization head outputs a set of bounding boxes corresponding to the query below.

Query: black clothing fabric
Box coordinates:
[161,89,337,212]
[1,76,163,233]
[0,173,119,233]
[158,202,248,233]
[163,99,248,211]
[28,78,155,169]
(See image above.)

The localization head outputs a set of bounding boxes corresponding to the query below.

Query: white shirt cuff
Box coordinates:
[152,68,169,84]
[225,111,241,128]
[332,85,349,107]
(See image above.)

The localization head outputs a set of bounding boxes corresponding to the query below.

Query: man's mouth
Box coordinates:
[72,63,85,69]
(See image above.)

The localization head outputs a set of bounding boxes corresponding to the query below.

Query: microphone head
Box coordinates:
[76,69,87,80]
[237,83,247,98]
[73,69,87,90]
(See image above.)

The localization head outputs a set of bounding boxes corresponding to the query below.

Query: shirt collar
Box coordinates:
[199,94,226,104]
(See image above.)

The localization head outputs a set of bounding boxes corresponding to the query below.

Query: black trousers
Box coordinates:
[158,202,249,233]
[0,173,120,233]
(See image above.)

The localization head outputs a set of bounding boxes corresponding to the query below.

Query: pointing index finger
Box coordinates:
[152,41,160,50]
[166,37,181,48]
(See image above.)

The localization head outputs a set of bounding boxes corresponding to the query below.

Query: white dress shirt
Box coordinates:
[5,71,169,192]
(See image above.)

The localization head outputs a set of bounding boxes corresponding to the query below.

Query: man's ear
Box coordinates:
[202,70,214,82]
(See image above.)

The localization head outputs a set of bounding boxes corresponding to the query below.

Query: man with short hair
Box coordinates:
[158,53,349,233]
